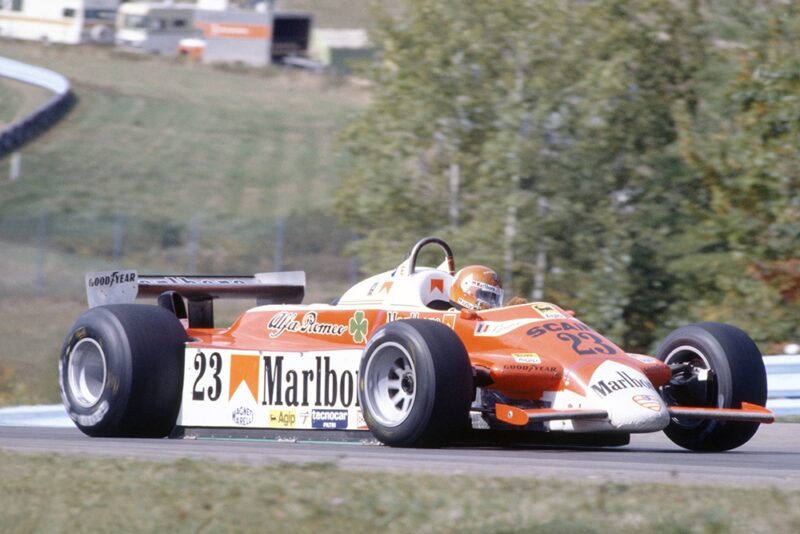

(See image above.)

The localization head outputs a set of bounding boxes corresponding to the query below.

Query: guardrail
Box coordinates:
[765,355,800,416]
[0,56,75,158]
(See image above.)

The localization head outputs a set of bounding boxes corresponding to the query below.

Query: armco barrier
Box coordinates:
[0,56,75,158]
[765,355,800,416]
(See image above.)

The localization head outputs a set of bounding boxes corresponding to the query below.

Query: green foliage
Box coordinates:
[673,1,800,345]
[3,451,800,533]
[0,78,23,125]
[337,0,800,351]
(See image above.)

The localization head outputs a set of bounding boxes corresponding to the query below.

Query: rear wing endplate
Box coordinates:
[85,270,305,327]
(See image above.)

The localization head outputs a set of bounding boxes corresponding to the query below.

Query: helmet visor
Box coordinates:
[475,287,504,308]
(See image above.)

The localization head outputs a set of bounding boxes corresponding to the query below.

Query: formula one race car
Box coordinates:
[60,237,774,451]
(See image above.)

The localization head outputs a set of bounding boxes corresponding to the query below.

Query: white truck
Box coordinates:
[115,1,197,55]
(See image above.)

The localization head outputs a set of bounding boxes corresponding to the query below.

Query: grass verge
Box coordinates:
[0,238,352,406]
[0,77,22,126]
[0,76,52,127]
[0,39,366,406]
[0,40,365,219]
[1,450,799,533]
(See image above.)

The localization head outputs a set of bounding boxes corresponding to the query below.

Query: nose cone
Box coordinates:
[587,361,670,432]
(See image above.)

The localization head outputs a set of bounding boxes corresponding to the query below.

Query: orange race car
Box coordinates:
[60,237,774,451]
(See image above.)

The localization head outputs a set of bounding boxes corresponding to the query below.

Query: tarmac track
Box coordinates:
[1,423,798,489]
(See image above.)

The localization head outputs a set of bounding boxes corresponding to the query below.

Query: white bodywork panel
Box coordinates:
[85,270,138,308]
[544,360,670,433]
[177,348,367,431]
[338,267,454,309]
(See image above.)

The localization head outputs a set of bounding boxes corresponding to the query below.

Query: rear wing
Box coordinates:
[85,270,305,328]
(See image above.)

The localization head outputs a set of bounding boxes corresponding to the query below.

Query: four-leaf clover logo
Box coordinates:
[348,311,369,344]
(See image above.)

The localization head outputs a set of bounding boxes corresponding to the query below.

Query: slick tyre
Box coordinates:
[359,319,473,447]
[59,304,187,437]
[656,322,767,452]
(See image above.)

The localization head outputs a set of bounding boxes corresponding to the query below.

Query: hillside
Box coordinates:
[0,40,367,404]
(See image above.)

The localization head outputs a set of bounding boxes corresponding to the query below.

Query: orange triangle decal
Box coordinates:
[430,279,444,293]
[229,354,259,402]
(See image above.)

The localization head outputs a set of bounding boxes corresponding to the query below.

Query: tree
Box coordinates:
[336,0,795,351]
[674,1,800,345]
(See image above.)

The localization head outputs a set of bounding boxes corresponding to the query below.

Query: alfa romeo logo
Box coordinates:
[349,311,369,344]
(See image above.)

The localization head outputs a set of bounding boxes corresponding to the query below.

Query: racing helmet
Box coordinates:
[450,265,504,310]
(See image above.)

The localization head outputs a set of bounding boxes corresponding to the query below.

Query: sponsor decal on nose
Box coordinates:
[632,394,663,412]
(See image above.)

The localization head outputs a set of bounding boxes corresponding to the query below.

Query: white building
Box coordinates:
[115,1,308,68]
[115,1,197,55]
[0,0,120,44]
[309,28,373,75]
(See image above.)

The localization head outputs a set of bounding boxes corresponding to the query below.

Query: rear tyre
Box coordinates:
[59,304,187,437]
[358,319,473,447]
[656,322,767,452]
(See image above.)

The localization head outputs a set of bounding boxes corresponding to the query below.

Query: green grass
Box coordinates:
[0,76,54,127]
[0,40,364,273]
[0,39,367,405]
[1,451,799,533]
[0,78,23,125]
[0,41,365,221]
[0,235,353,406]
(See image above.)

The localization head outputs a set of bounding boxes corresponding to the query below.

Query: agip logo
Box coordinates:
[269,409,297,428]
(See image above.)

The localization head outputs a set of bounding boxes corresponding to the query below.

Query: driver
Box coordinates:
[450,265,504,310]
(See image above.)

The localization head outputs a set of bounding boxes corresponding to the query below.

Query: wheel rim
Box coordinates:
[364,342,417,427]
[663,345,718,429]
[67,338,107,408]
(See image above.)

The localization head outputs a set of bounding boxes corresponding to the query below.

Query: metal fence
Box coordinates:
[0,56,75,158]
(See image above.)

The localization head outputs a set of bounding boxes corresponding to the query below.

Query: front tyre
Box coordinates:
[59,304,187,437]
[656,322,767,452]
[359,319,473,447]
